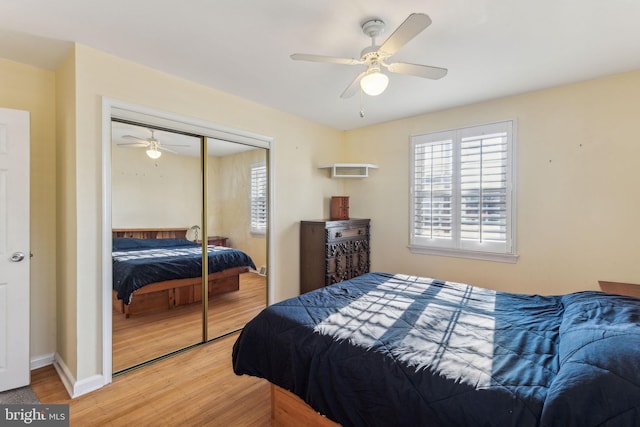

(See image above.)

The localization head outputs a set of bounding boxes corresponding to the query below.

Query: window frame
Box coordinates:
[250,161,267,236]
[409,120,518,263]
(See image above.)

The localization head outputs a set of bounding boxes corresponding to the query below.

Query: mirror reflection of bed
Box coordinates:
[111,121,268,373]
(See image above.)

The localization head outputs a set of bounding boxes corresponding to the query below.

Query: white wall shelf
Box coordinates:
[318,163,379,178]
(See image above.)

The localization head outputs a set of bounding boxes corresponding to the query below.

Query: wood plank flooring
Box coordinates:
[31,272,271,426]
[31,334,271,426]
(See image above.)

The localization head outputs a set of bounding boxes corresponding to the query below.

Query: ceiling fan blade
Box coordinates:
[387,62,448,79]
[291,53,362,65]
[379,13,432,57]
[340,71,367,99]
[122,135,150,144]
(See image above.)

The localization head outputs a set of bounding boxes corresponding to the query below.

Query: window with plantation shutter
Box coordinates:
[410,120,517,262]
[250,162,267,235]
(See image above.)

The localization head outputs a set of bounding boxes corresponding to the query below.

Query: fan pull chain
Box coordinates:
[359,88,365,118]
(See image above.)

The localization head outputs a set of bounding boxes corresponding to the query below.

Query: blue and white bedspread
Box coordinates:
[232,272,640,427]
[112,238,255,304]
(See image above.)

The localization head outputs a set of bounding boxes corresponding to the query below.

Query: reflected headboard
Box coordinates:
[112,227,188,240]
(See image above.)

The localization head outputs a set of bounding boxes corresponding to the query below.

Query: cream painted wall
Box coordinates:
[54,48,78,375]
[344,70,640,295]
[67,44,343,381]
[111,145,201,229]
[0,58,57,365]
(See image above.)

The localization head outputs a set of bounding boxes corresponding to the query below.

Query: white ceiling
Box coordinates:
[2,0,640,130]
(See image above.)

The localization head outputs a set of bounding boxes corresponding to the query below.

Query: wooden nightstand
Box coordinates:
[196,236,228,246]
[206,236,228,247]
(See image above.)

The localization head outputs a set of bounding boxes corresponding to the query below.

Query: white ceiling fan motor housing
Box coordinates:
[361,19,385,38]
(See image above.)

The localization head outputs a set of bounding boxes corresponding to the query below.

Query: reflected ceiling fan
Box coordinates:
[117,129,187,159]
[291,13,447,98]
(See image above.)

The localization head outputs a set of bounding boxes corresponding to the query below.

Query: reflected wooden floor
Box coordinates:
[113,272,266,373]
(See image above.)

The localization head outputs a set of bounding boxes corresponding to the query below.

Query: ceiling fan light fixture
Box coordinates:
[146,147,162,159]
[360,68,389,96]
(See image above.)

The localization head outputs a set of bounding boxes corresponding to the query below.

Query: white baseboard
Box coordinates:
[73,374,105,398]
[52,353,75,398]
[53,353,106,398]
[30,353,55,370]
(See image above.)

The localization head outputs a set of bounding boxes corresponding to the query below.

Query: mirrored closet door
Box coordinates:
[110,119,269,373]
[205,138,268,339]
[111,121,205,372]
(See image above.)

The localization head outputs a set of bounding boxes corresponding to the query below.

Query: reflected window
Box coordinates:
[250,161,267,235]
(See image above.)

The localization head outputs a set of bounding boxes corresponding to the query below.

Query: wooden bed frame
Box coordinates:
[268,281,640,427]
[598,280,640,298]
[271,384,339,427]
[112,227,249,318]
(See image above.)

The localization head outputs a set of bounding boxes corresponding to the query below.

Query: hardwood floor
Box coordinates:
[31,334,271,426]
[31,272,271,426]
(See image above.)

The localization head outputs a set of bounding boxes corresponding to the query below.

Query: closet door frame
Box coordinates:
[101,97,274,385]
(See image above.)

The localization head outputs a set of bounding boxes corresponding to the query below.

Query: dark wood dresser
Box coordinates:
[300,218,370,294]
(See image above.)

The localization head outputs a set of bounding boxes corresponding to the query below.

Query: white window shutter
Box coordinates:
[411,131,455,248]
[459,129,509,253]
[250,162,267,234]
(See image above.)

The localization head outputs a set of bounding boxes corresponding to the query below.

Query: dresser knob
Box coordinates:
[335,231,342,238]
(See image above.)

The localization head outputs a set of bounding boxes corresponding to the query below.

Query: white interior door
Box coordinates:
[0,108,30,392]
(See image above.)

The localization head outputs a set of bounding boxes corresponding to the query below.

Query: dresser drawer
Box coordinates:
[327,226,367,241]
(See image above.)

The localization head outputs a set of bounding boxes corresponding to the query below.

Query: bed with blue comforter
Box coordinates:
[112,237,256,313]
[232,272,640,426]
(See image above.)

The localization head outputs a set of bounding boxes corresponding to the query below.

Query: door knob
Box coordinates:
[10,252,25,262]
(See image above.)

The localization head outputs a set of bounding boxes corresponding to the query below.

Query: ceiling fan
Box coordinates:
[291,13,447,98]
[117,129,187,159]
